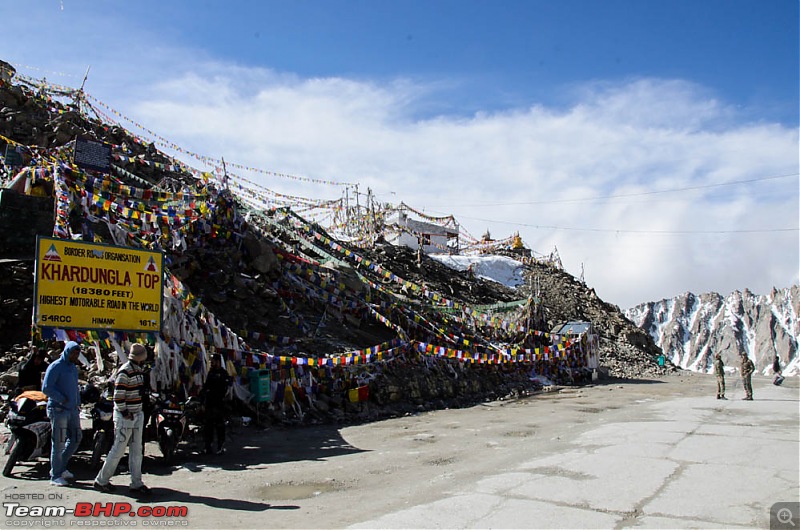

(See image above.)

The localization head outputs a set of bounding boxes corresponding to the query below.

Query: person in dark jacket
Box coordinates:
[42,341,82,486]
[16,349,48,393]
[772,354,784,385]
[202,353,231,454]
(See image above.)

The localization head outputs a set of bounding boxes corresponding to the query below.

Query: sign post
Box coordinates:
[3,144,25,169]
[73,136,112,174]
[34,237,164,333]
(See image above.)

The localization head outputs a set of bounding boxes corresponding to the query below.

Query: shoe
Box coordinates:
[93,481,116,493]
[130,485,152,497]
[744,397,753,401]
[719,396,727,400]
[215,446,225,455]
[50,477,69,487]
[61,470,74,480]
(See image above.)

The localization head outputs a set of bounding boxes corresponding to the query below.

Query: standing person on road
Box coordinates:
[202,353,231,455]
[772,354,784,385]
[713,353,726,400]
[42,341,83,486]
[94,344,151,497]
[740,354,755,401]
[16,348,49,394]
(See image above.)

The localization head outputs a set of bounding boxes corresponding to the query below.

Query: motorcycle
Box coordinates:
[2,394,51,477]
[152,392,200,464]
[80,383,115,470]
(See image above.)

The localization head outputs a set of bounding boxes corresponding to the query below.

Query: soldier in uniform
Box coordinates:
[713,353,726,399]
[740,354,755,401]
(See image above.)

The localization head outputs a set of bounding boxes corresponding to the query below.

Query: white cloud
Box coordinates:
[2,21,797,309]
[568,78,735,131]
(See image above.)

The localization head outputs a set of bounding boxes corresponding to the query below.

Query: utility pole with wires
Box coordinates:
[221,157,229,191]
[342,186,351,236]
[78,65,90,92]
[524,274,544,339]
[72,65,90,112]
[354,183,360,226]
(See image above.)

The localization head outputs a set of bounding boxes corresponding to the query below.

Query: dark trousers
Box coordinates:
[742,376,753,399]
[204,405,226,450]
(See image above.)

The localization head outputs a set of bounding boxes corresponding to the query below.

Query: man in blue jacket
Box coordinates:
[42,341,83,486]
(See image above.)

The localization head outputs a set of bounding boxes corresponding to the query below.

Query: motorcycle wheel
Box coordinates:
[2,438,23,477]
[90,432,107,470]
[159,432,174,464]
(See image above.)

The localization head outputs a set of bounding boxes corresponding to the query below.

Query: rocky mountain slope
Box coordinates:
[625,286,800,376]
[0,64,672,425]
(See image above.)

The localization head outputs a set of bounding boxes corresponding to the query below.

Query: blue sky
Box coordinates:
[2,0,798,308]
[167,0,798,122]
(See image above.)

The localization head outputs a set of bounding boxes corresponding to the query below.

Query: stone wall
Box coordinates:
[0,189,54,259]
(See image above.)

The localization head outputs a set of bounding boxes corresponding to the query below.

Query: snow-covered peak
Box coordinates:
[626,286,799,376]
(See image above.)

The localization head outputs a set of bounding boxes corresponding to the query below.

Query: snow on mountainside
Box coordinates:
[429,254,526,289]
[625,286,800,376]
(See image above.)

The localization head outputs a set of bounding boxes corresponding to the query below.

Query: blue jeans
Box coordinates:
[48,407,82,480]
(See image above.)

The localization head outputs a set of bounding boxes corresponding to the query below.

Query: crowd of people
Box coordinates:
[10,341,232,495]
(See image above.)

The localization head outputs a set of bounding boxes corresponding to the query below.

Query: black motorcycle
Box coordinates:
[80,383,115,470]
[152,392,200,464]
[2,395,51,477]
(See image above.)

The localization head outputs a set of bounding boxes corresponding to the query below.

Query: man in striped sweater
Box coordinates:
[93,343,151,496]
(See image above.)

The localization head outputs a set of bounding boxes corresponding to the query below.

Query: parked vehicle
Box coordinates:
[2,394,51,477]
[80,383,115,470]
[152,392,200,464]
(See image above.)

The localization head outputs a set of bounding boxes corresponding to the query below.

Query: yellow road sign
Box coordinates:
[34,236,164,332]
